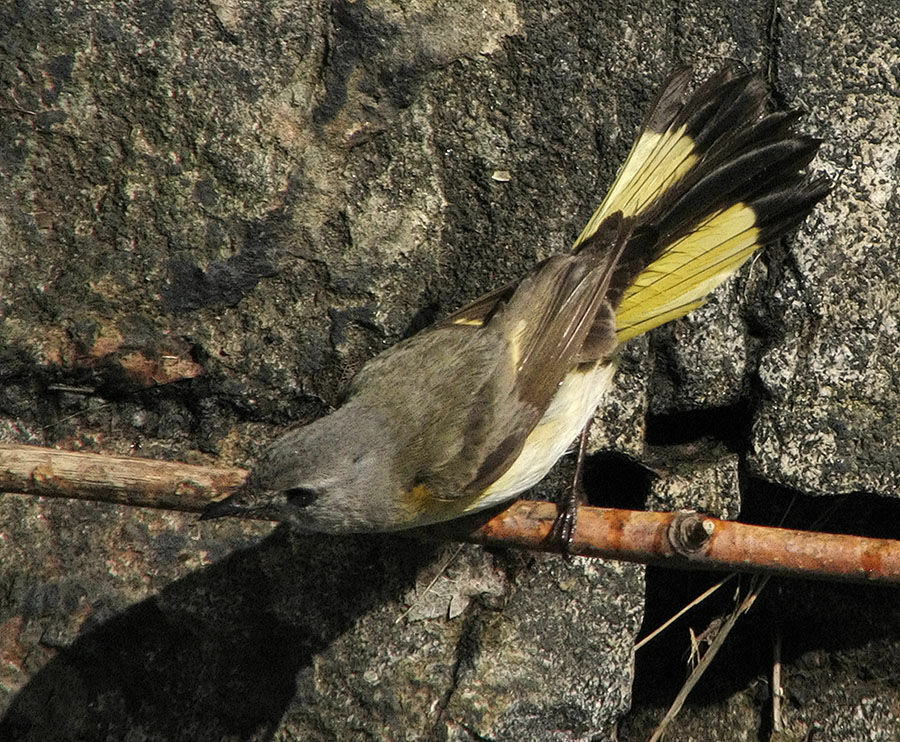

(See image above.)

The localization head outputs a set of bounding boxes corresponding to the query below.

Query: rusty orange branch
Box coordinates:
[1,443,898,584]
[469,501,900,584]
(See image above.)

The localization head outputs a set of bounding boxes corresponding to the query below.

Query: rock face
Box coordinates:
[0,1,897,740]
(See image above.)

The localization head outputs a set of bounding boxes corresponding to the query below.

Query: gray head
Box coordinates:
[201,403,413,533]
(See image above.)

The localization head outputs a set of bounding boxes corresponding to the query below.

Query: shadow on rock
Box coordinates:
[0,525,435,741]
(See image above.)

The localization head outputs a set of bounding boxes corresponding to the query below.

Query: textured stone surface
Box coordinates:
[645,443,742,521]
[745,0,900,497]
[622,574,900,741]
[0,0,898,740]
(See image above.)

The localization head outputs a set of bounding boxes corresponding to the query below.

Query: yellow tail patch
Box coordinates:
[615,202,761,341]
[573,126,699,249]
[569,73,775,344]
[571,119,763,343]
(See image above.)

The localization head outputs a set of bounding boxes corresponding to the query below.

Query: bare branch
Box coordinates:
[471,501,900,584]
[2,444,899,584]
[0,443,246,512]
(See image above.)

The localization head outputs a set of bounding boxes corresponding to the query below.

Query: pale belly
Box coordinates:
[468,359,619,512]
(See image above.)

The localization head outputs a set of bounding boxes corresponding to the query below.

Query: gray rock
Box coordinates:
[0,0,898,740]
[745,2,900,497]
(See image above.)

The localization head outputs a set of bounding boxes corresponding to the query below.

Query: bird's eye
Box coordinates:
[284,487,319,507]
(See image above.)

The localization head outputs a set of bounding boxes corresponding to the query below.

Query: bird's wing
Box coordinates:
[418,214,630,499]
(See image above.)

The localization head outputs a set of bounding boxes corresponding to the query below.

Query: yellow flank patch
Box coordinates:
[615,202,761,341]
[401,482,485,526]
[574,127,699,248]
[404,483,432,514]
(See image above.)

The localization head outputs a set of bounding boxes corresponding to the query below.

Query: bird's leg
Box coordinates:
[549,418,592,552]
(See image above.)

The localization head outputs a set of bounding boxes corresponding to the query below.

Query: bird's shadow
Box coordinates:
[0,525,440,741]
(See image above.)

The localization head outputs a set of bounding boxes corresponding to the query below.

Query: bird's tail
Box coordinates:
[574,68,830,342]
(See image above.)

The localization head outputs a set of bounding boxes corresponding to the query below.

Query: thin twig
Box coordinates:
[0,442,246,512]
[772,628,785,733]
[648,576,769,742]
[634,574,737,651]
[473,501,900,584]
[1,444,899,584]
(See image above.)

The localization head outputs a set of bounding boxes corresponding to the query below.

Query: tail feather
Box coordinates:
[652,136,821,243]
[574,67,830,343]
[682,73,769,153]
[755,177,832,241]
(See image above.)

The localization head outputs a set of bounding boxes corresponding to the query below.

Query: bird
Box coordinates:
[201,67,830,536]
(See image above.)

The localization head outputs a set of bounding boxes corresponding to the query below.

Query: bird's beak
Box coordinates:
[199,494,244,521]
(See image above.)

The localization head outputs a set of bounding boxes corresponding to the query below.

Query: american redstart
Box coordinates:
[202,68,830,534]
